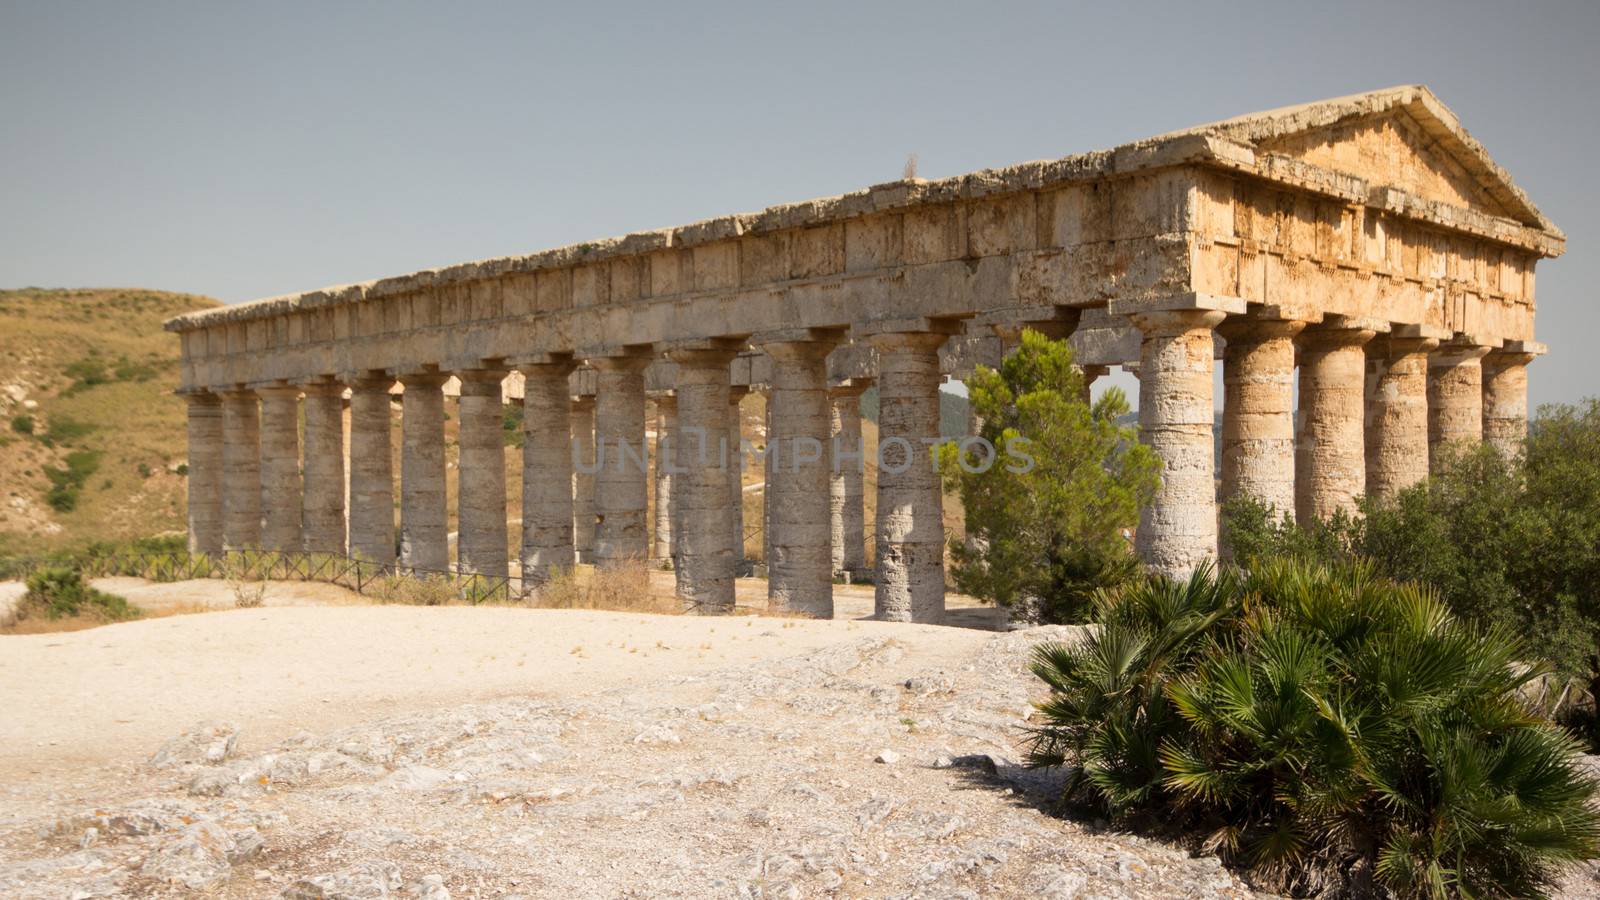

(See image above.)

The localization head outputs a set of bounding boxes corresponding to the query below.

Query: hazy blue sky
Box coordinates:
[2,1,1596,407]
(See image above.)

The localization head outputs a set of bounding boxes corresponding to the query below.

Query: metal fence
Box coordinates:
[3,549,517,603]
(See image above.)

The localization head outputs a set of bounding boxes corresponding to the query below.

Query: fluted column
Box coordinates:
[347,375,396,567]
[651,394,678,564]
[519,360,577,587]
[221,390,261,550]
[257,385,303,552]
[1365,334,1437,502]
[668,347,741,612]
[759,337,839,617]
[184,392,224,555]
[1483,346,1538,457]
[1218,319,1303,516]
[399,372,448,572]
[571,396,597,562]
[1130,309,1226,578]
[1295,324,1375,524]
[762,391,774,568]
[866,330,950,623]
[591,355,651,568]
[728,386,749,570]
[300,380,346,553]
[1428,342,1490,470]
[828,380,870,576]
[456,369,508,578]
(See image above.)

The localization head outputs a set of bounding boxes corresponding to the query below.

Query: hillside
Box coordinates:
[0,288,220,555]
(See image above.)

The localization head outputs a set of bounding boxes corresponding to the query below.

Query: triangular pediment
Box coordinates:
[1166,85,1558,236]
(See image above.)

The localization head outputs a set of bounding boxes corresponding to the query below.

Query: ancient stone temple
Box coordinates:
[166,85,1560,620]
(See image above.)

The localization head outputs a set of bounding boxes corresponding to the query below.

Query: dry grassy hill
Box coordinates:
[0,288,220,555]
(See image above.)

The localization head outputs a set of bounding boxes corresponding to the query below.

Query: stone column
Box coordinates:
[651,394,678,564]
[519,361,577,587]
[571,395,597,562]
[1428,342,1490,470]
[184,392,225,555]
[1295,324,1376,524]
[1483,345,1539,457]
[300,380,347,553]
[759,337,839,617]
[1218,319,1303,517]
[456,369,509,578]
[762,391,774,568]
[668,347,741,613]
[728,386,749,570]
[399,372,449,572]
[257,385,303,552]
[221,390,261,550]
[1365,334,1437,502]
[347,375,396,567]
[1129,309,1226,578]
[1079,365,1110,407]
[866,330,951,623]
[828,380,870,576]
[591,355,651,568]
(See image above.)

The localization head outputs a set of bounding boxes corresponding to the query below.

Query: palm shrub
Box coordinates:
[1027,560,1600,897]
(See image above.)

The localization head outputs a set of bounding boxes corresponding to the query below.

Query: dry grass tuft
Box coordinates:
[531,562,678,614]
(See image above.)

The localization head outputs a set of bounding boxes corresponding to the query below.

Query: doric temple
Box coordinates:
[165,85,1560,622]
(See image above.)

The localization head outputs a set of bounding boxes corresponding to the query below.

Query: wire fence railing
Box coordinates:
[1,549,518,604]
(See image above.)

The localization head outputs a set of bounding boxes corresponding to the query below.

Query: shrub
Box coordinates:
[1221,401,1600,678]
[943,329,1157,623]
[1027,560,1600,897]
[20,566,138,623]
[10,414,33,434]
[533,562,672,613]
[43,450,102,512]
[227,577,267,609]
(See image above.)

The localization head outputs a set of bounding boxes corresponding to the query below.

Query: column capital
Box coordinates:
[509,351,577,373]
[398,370,449,389]
[828,378,873,399]
[1299,320,1378,350]
[297,377,344,397]
[1217,317,1305,343]
[182,391,223,408]
[1484,340,1545,369]
[1431,341,1493,367]
[584,347,654,373]
[570,395,596,412]
[1372,334,1440,358]
[666,345,741,370]
[343,370,396,392]
[1128,308,1227,335]
[649,390,678,408]
[254,382,302,400]
[755,338,839,364]
[864,330,952,354]
[456,368,506,397]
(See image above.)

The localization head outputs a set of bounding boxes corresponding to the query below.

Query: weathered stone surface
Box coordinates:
[221,390,261,551]
[399,374,449,572]
[455,369,508,578]
[185,393,224,555]
[1365,335,1437,501]
[668,348,740,613]
[1428,342,1490,470]
[570,395,597,561]
[301,380,347,554]
[1218,319,1301,518]
[1483,346,1539,457]
[520,361,577,587]
[829,381,870,575]
[348,376,397,567]
[1296,324,1375,524]
[591,356,650,568]
[760,338,838,617]
[1132,309,1225,578]
[650,394,677,563]
[258,385,303,552]
[869,330,951,623]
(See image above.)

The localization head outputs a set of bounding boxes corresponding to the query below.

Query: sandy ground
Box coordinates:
[0,576,998,782]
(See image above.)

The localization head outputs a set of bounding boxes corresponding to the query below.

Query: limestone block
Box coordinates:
[1295,326,1374,524]
[221,391,261,550]
[520,362,577,586]
[185,393,225,556]
[300,382,346,554]
[347,376,396,567]
[257,385,303,552]
[399,374,449,572]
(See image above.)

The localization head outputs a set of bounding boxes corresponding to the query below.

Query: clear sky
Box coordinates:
[2,1,1595,408]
